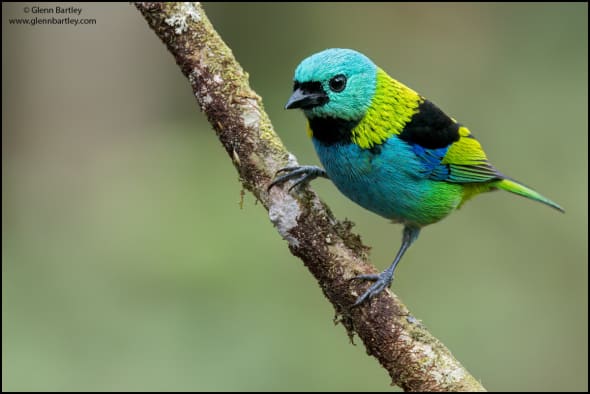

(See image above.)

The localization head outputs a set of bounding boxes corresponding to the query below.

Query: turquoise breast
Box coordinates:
[312,136,462,226]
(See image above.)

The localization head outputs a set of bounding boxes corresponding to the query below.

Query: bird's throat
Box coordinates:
[307,116,360,146]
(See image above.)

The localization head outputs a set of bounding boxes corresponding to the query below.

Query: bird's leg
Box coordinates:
[351,226,421,307]
[267,165,328,192]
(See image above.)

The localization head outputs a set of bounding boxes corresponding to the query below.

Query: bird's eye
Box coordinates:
[329,74,347,93]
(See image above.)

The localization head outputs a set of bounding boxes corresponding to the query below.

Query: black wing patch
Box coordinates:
[398,99,460,149]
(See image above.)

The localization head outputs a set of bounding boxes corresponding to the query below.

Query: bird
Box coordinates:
[268,48,564,307]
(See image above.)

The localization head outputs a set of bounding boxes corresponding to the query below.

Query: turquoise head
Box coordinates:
[285,48,377,121]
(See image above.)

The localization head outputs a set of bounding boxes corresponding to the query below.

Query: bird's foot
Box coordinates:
[267,165,327,192]
[351,271,394,307]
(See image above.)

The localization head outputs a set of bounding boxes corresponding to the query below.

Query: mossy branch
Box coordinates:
[134,3,486,392]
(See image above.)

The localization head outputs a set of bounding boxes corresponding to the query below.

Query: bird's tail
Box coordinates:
[495,178,564,213]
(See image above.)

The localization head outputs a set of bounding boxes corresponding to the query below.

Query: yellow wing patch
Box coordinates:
[441,126,488,166]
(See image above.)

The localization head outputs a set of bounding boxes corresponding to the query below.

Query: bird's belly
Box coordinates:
[313,138,462,226]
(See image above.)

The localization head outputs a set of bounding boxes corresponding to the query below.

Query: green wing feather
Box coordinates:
[441,126,504,183]
[441,126,564,212]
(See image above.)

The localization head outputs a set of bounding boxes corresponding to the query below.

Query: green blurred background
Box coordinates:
[2,2,587,391]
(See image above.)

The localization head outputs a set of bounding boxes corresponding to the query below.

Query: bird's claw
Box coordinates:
[350,271,394,307]
[267,165,327,192]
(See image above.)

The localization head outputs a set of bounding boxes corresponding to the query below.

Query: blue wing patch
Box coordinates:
[411,144,450,180]
[411,143,503,183]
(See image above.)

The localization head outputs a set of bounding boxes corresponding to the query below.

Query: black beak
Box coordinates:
[285,87,329,110]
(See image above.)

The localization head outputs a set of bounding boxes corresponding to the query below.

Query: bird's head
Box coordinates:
[286,48,377,121]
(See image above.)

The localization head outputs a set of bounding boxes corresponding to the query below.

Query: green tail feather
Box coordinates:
[496,179,565,213]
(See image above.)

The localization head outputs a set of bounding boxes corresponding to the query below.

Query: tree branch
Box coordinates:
[134,3,486,391]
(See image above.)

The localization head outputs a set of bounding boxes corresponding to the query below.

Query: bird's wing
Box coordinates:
[411,126,504,183]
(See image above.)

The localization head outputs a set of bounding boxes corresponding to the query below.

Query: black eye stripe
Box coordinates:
[294,81,324,93]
